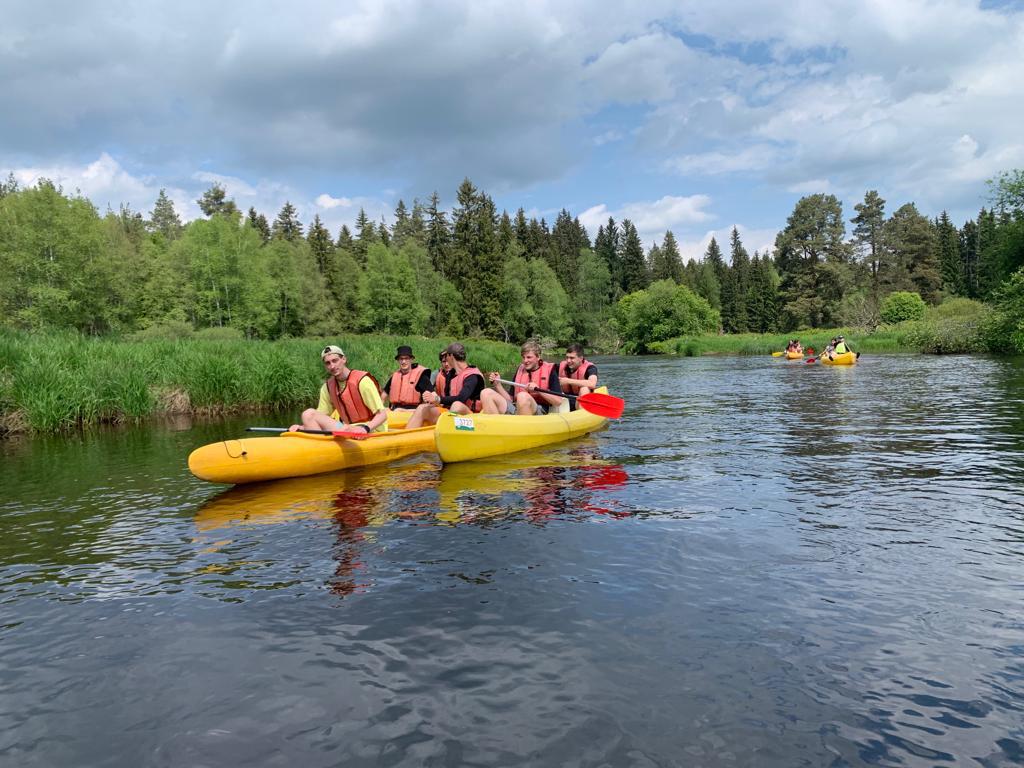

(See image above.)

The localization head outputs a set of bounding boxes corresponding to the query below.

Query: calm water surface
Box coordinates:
[1,354,1023,767]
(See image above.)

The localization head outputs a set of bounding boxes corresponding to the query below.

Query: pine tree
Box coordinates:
[353,208,377,262]
[425,191,451,277]
[775,194,851,328]
[550,209,587,293]
[936,211,963,295]
[594,218,622,296]
[337,224,354,251]
[271,201,304,242]
[883,203,940,302]
[450,178,501,335]
[0,172,19,198]
[727,228,750,332]
[851,190,886,288]
[959,219,980,298]
[977,207,1000,297]
[149,189,183,240]
[247,207,271,243]
[307,215,335,275]
[377,218,391,247]
[391,199,416,248]
[618,219,648,293]
[197,184,239,219]
[498,211,516,253]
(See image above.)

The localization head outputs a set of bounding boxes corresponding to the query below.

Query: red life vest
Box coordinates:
[435,370,448,396]
[557,359,594,395]
[388,365,427,407]
[326,370,380,424]
[448,365,483,412]
[514,361,556,404]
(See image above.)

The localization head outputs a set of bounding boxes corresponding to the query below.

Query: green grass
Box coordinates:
[0,331,521,434]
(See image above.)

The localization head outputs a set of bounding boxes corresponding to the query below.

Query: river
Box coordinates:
[1,354,1023,767]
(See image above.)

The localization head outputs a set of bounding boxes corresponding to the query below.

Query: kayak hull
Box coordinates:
[820,351,858,365]
[435,387,609,463]
[785,351,804,360]
[188,414,434,484]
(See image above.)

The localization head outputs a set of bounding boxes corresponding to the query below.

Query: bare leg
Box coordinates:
[406,403,441,429]
[514,391,537,416]
[480,389,508,414]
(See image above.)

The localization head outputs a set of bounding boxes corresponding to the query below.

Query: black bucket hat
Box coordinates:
[395,345,414,359]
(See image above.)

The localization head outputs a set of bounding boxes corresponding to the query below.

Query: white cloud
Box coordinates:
[316,193,353,209]
[579,194,714,249]
[666,146,777,175]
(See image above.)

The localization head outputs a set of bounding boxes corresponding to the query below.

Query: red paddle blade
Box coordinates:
[805,357,818,364]
[331,430,371,440]
[578,392,625,419]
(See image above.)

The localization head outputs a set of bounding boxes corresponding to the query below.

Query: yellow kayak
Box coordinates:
[435,387,610,463]
[188,411,433,485]
[820,351,858,366]
[785,351,804,360]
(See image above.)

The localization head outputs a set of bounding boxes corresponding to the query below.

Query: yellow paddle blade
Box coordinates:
[771,352,784,357]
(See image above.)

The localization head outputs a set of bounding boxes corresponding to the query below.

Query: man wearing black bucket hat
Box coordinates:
[382,345,432,410]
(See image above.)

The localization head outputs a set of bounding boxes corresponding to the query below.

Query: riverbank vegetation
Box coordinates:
[0,332,519,435]
[1,169,1022,355]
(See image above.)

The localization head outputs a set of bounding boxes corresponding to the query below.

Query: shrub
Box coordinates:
[614,280,719,354]
[880,291,926,324]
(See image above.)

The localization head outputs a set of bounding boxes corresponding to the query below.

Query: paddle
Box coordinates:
[497,379,625,419]
[771,351,784,357]
[246,427,371,439]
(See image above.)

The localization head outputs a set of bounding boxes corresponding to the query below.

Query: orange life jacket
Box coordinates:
[514,361,556,404]
[557,359,594,395]
[435,370,449,396]
[387,365,427,408]
[326,370,380,424]
[448,365,483,412]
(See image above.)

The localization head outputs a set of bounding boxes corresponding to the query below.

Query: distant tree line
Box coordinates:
[1,170,1022,351]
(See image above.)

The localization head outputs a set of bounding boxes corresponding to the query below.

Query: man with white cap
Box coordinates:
[290,345,388,433]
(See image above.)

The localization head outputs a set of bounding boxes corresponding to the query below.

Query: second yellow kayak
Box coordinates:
[820,351,858,365]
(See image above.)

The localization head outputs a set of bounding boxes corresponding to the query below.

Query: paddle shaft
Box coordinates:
[497,378,573,399]
[245,427,369,438]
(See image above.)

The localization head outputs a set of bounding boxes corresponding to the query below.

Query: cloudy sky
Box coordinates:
[3,0,1023,259]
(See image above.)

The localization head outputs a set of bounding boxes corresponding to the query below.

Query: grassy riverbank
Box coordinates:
[649,302,996,357]
[0,332,520,435]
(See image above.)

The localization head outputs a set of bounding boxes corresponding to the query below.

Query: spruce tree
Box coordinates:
[551,209,586,293]
[883,203,940,302]
[271,201,304,242]
[149,189,183,240]
[450,179,502,335]
[307,215,335,275]
[594,217,621,295]
[247,207,271,243]
[618,219,648,293]
[337,224,354,251]
[959,219,980,298]
[661,231,684,283]
[425,192,451,276]
[936,211,963,295]
[353,208,377,262]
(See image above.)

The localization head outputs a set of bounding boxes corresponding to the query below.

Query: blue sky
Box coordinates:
[3,0,1023,261]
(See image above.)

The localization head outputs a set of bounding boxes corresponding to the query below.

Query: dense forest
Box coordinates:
[1,170,1022,353]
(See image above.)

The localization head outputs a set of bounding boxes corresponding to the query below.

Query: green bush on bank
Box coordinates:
[0,331,520,434]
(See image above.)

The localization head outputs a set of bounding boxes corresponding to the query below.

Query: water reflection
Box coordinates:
[193,443,629,597]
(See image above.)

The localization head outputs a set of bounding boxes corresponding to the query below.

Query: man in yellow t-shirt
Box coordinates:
[290,345,388,433]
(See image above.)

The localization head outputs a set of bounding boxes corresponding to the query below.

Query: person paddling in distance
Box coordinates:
[558,343,598,411]
[785,339,803,354]
[381,345,432,410]
[290,345,388,434]
[405,343,486,429]
[480,340,566,416]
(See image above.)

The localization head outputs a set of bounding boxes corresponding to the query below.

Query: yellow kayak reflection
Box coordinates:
[194,439,629,533]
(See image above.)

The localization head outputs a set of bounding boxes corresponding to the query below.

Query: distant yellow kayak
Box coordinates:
[785,351,804,359]
[435,387,610,463]
[820,351,858,365]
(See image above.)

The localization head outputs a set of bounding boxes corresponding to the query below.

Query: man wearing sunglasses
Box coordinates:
[289,345,388,434]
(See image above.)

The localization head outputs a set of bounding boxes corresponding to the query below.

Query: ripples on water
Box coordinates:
[1,354,1023,766]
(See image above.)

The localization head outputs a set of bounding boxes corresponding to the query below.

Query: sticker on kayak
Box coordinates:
[453,416,475,431]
